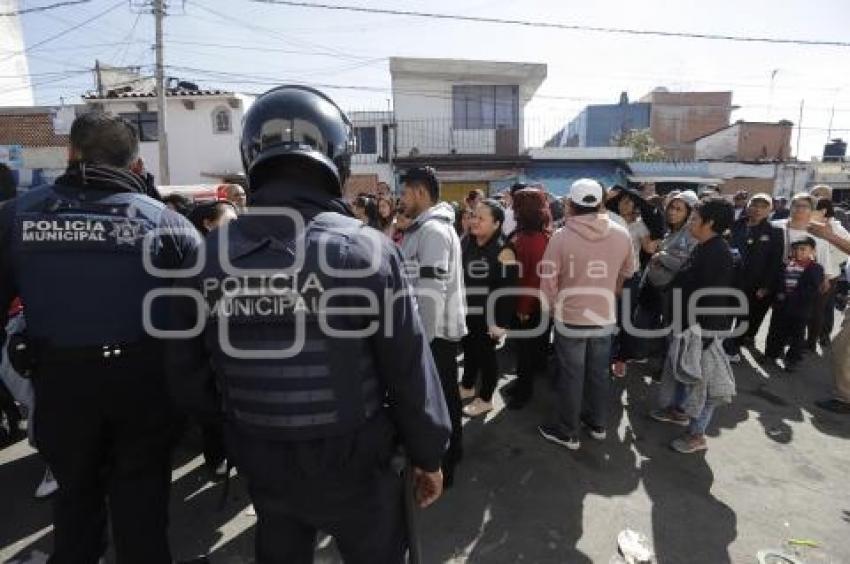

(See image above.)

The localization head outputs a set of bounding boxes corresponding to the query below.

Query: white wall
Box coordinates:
[695,124,739,160]
[776,164,813,197]
[95,96,245,185]
[351,163,393,185]
[392,75,531,156]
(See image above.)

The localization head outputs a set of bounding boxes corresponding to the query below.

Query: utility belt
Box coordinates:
[10,336,160,377]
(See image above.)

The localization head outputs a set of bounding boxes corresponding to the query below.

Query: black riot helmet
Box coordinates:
[240,85,354,195]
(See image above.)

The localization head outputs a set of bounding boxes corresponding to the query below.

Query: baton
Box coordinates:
[392,453,422,564]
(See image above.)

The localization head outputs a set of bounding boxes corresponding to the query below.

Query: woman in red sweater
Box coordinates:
[504,188,552,409]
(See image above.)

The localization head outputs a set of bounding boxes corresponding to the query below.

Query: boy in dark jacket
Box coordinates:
[765,237,825,371]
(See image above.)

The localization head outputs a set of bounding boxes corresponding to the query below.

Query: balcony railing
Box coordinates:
[349,117,569,164]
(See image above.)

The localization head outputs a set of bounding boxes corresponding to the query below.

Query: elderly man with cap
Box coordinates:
[538,178,635,450]
[725,192,785,360]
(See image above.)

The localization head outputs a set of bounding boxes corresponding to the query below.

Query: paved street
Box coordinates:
[2,326,850,564]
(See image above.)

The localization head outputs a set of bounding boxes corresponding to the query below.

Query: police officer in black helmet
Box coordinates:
[0,112,200,563]
[166,85,451,563]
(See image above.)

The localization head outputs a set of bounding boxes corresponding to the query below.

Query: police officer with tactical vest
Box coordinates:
[0,112,200,563]
[166,85,451,563]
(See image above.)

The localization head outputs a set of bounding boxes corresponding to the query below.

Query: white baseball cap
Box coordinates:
[569,178,604,207]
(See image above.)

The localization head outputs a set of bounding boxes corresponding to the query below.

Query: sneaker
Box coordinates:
[650,408,690,427]
[670,434,708,454]
[726,353,741,364]
[815,398,850,414]
[35,467,58,499]
[459,385,476,401]
[538,424,580,450]
[581,418,606,441]
[462,398,493,418]
[611,361,627,378]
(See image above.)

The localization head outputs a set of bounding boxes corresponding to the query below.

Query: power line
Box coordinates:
[249,0,850,49]
[0,0,92,16]
[187,1,356,61]
[166,64,850,115]
[0,0,126,63]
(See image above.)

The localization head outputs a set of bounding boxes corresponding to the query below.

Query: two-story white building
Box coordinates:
[388,57,547,202]
[83,88,253,186]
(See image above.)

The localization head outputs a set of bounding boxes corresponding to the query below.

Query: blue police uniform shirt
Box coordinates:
[0,182,200,348]
[167,189,451,472]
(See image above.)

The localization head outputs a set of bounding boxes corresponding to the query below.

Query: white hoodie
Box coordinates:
[400,202,468,342]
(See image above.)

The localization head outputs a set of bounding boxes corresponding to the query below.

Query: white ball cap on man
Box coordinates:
[569,178,604,207]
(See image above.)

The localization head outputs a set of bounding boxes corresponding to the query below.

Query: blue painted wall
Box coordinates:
[564,102,651,147]
[491,161,630,197]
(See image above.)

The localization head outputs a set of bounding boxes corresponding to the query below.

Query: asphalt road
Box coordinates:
[2,328,850,563]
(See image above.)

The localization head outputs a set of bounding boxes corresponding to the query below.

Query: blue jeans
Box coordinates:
[672,383,716,436]
[551,324,614,436]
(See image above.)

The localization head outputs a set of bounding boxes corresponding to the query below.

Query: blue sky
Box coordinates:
[17,0,850,159]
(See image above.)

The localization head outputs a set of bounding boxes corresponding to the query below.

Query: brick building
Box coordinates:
[0,106,76,187]
[695,121,794,162]
[640,89,735,160]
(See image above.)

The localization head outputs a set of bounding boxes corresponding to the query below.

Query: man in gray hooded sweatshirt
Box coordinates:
[399,166,468,486]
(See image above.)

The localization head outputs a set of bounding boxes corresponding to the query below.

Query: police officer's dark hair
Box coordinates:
[188,200,237,235]
[0,163,16,202]
[401,166,440,203]
[478,198,505,227]
[69,112,139,168]
[694,196,734,234]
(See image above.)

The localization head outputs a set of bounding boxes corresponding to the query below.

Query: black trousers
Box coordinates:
[726,289,773,354]
[512,311,548,401]
[461,327,499,402]
[430,338,462,481]
[229,413,407,564]
[743,290,773,341]
[33,354,172,564]
[765,306,807,362]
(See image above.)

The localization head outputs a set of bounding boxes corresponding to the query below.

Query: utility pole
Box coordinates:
[95,59,103,98]
[154,0,170,185]
[795,99,804,160]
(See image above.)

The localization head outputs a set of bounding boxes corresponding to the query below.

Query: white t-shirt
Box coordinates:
[502,207,516,236]
[626,217,650,262]
[827,218,850,279]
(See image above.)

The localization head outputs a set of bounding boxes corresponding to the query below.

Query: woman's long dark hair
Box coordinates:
[354,194,380,229]
[376,194,395,231]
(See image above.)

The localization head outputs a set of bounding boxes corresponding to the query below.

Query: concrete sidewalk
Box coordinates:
[2,342,849,563]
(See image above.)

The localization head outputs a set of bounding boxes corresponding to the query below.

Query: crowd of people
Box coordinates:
[1,94,849,564]
[343,169,850,458]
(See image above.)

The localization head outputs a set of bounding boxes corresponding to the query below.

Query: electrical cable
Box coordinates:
[249,0,850,49]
